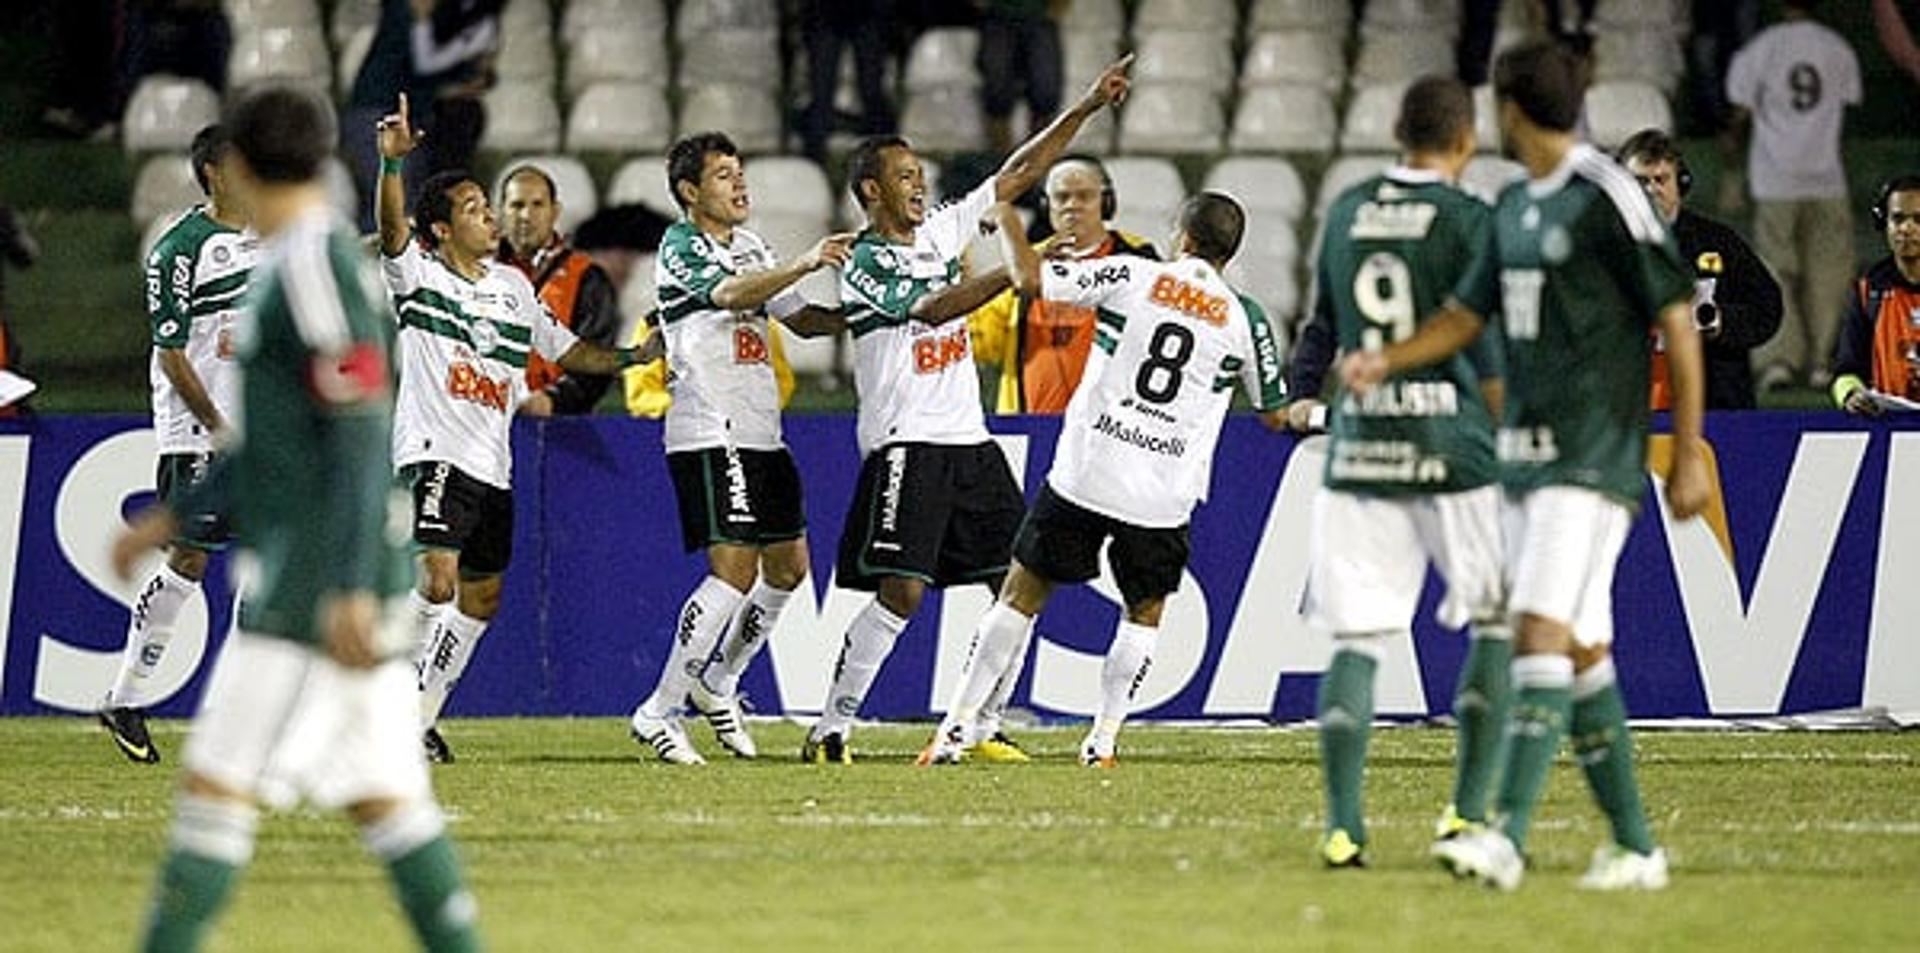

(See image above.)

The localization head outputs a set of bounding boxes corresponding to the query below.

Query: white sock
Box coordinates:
[700,579,794,697]
[812,600,909,738]
[936,602,1031,745]
[974,616,1036,739]
[1093,621,1156,744]
[408,589,448,669]
[640,576,745,718]
[419,610,488,728]
[106,563,198,708]
[171,793,259,866]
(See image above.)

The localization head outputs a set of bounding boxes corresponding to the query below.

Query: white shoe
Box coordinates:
[629,709,706,765]
[1432,828,1524,891]
[688,679,757,759]
[1079,732,1115,768]
[1577,844,1669,891]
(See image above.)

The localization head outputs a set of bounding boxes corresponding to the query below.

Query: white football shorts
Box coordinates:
[1307,484,1507,635]
[1503,485,1634,648]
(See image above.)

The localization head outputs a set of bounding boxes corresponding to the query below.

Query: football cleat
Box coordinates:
[630,710,706,765]
[1319,829,1367,869]
[1577,844,1670,891]
[98,707,161,764]
[1431,828,1525,891]
[688,679,757,759]
[1432,804,1482,841]
[966,731,1031,764]
[801,730,852,765]
[915,723,967,766]
[1079,734,1116,768]
[422,726,454,764]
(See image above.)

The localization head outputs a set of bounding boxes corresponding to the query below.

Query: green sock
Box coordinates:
[386,835,481,953]
[1317,648,1378,843]
[1572,680,1656,855]
[1494,683,1571,852]
[1451,633,1513,823]
[143,850,240,953]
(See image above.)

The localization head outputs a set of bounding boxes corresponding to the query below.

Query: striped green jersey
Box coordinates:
[144,206,256,452]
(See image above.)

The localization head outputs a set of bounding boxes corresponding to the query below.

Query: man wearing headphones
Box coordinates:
[1832,175,1920,414]
[1619,129,1783,409]
[969,155,1158,415]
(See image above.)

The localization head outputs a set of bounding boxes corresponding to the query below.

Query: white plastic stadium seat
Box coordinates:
[1584,81,1672,150]
[678,30,781,88]
[565,28,669,97]
[1459,155,1527,204]
[131,154,204,226]
[679,84,783,154]
[1063,31,1122,94]
[566,83,672,153]
[742,156,834,222]
[563,0,666,45]
[1593,0,1687,30]
[1593,29,1685,94]
[141,211,182,262]
[1361,0,1459,34]
[1134,0,1238,35]
[1240,31,1346,92]
[322,157,358,222]
[228,26,331,91]
[1340,82,1407,153]
[1474,83,1499,150]
[619,252,658,333]
[675,0,778,41]
[905,28,981,91]
[329,0,379,46]
[1060,0,1125,41]
[491,155,598,233]
[1133,30,1235,94]
[225,0,319,30]
[1250,0,1349,32]
[503,0,552,34]
[121,76,221,153]
[495,24,557,84]
[606,155,677,217]
[1225,216,1301,325]
[1118,84,1224,155]
[1353,32,1456,86]
[480,83,562,151]
[901,86,988,154]
[1313,154,1394,220]
[336,25,375,99]
[750,212,840,375]
[1102,157,1187,242]
[1204,156,1308,224]
[1229,85,1337,154]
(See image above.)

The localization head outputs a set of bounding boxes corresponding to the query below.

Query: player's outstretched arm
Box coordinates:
[986,202,1042,297]
[910,266,1012,324]
[1658,299,1712,519]
[374,93,424,256]
[1340,302,1486,395]
[556,340,652,375]
[712,233,856,312]
[994,53,1132,202]
[779,305,847,338]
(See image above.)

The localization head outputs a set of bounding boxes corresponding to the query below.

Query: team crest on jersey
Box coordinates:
[1540,225,1572,264]
[213,246,230,265]
[469,316,500,354]
[871,247,900,271]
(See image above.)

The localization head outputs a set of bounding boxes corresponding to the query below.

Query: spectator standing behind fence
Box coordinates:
[797,0,899,163]
[1832,175,1920,415]
[1723,0,1859,393]
[0,206,38,416]
[978,0,1065,156]
[1618,129,1782,410]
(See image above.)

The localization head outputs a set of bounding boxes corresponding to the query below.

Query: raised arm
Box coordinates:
[910,266,1013,324]
[375,93,425,256]
[712,233,856,312]
[994,54,1133,202]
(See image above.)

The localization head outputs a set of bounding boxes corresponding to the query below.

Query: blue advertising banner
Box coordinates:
[2,413,1915,722]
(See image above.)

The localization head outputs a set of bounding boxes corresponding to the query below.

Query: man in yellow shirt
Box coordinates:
[969,155,1157,414]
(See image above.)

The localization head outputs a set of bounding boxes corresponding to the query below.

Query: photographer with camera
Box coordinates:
[1620,129,1783,409]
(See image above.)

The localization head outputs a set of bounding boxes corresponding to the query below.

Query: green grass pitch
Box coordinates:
[3,718,1917,951]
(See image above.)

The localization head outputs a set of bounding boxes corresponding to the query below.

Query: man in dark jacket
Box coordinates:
[496,165,621,414]
[1619,129,1782,409]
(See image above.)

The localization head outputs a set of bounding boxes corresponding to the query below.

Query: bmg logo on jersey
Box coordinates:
[733,326,770,365]
[446,360,511,412]
[1148,274,1227,326]
[912,325,969,374]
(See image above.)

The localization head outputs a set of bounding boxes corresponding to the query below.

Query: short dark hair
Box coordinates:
[223,85,334,184]
[847,135,912,207]
[414,169,479,249]
[1494,40,1586,133]
[1873,174,1920,229]
[1178,191,1245,265]
[188,124,231,195]
[501,164,557,202]
[665,132,738,209]
[1616,128,1682,168]
[1394,75,1475,153]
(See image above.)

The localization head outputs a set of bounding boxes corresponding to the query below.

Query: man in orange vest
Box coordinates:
[1834,174,1920,414]
[497,164,622,414]
[969,154,1157,415]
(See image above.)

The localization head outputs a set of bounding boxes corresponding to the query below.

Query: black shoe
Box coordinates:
[800,731,851,764]
[99,707,161,764]
[423,727,454,764]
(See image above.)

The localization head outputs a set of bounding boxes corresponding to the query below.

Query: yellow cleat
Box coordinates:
[800,731,852,764]
[965,732,1031,764]
[1320,829,1367,869]
[1433,804,1482,841]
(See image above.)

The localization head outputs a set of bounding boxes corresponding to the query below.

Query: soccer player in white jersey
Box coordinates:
[100,123,257,764]
[626,131,853,765]
[801,55,1137,764]
[919,193,1286,767]
[375,94,650,762]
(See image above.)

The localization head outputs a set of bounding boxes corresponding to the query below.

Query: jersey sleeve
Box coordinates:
[656,223,733,321]
[380,238,429,301]
[1038,256,1141,310]
[1838,42,1863,105]
[1725,41,1759,109]
[1237,295,1288,411]
[922,180,996,262]
[528,294,581,360]
[1450,224,1501,319]
[146,227,195,348]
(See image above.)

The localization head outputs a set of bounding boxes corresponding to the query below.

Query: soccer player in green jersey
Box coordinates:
[1344,42,1712,891]
[111,86,482,951]
[1305,77,1511,869]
